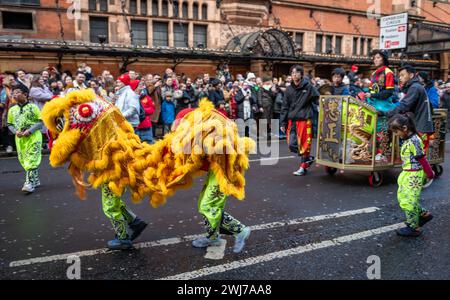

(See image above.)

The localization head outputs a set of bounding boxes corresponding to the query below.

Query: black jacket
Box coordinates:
[208,89,225,108]
[260,88,275,108]
[280,78,320,127]
[387,77,434,133]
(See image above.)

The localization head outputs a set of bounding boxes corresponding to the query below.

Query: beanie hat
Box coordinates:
[246,72,256,81]
[118,73,131,86]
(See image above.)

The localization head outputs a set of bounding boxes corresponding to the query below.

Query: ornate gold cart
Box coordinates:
[316,95,447,187]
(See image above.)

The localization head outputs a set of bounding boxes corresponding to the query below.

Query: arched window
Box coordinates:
[201,3,207,20]
[162,0,169,17]
[172,0,179,17]
[193,2,199,20]
[151,0,158,16]
[182,2,188,18]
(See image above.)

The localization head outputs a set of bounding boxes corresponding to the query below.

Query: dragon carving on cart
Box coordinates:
[349,106,372,162]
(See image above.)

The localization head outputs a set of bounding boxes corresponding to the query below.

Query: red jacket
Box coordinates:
[137,95,155,129]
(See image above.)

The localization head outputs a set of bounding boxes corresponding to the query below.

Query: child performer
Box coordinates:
[388,113,434,237]
[7,86,43,193]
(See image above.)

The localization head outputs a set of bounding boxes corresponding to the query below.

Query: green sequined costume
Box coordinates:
[397,134,427,229]
[198,171,245,240]
[101,185,137,239]
[7,103,42,186]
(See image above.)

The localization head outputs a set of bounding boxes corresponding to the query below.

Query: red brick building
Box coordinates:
[0,0,448,79]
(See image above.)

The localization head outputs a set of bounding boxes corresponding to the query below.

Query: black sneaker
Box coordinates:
[419,213,433,227]
[396,226,421,237]
[129,217,148,241]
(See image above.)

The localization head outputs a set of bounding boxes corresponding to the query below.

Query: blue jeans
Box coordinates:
[136,128,154,144]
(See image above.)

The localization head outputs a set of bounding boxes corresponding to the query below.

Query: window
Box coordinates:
[201,4,207,20]
[153,21,168,46]
[99,0,108,12]
[294,32,303,51]
[88,0,97,11]
[90,16,109,43]
[162,0,168,17]
[1,11,33,30]
[194,24,207,48]
[141,0,147,15]
[353,37,358,55]
[193,3,199,19]
[335,36,342,54]
[367,38,373,55]
[172,0,179,17]
[131,20,148,45]
[174,23,188,47]
[315,34,323,53]
[0,0,40,4]
[360,38,365,56]
[130,0,137,14]
[326,35,333,53]
[152,0,158,16]
[182,2,188,18]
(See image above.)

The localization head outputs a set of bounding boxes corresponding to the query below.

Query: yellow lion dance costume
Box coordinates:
[41,90,255,208]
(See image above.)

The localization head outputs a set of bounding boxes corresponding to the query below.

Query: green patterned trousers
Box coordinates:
[397,170,426,229]
[198,171,245,240]
[101,185,137,240]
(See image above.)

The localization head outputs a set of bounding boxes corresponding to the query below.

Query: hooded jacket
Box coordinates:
[280,77,320,127]
[115,85,141,128]
[387,76,434,133]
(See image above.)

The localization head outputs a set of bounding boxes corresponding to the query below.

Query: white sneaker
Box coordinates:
[6,146,13,153]
[21,182,35,193]
[233,227,251,253]
[293,167,307,176]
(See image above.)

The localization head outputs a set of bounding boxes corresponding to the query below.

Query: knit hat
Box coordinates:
[351,65,358,72]
[118,73,131,86]
[246,72,256,81]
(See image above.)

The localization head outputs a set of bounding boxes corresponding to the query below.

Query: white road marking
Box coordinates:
[249,156,295,162]
[204,239,228,260]
[8,206,379,267]
[157,222,405,280]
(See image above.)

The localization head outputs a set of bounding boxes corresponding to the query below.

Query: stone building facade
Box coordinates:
[0,0,448,79]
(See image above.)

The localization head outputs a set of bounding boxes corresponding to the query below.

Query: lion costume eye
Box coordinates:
[55,116,65,132]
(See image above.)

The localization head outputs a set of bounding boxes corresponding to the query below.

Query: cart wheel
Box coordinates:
[369,172,383,187]
[432,165,443,178]
[325,166,338,176]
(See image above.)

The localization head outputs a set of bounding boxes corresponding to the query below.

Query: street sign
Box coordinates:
[379,13,408,50]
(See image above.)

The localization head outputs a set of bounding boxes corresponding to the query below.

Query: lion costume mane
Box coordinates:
[42,90,255,207]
